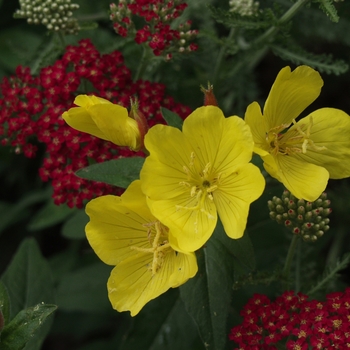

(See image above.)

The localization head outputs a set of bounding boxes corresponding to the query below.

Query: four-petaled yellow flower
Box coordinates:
[62,94,142,151]
[85,180,198,317]
[140,105,265,252]
[245,65,350,201]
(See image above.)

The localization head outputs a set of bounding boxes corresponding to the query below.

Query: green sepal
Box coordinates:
[75,157,144,188]
[0,303,57,350]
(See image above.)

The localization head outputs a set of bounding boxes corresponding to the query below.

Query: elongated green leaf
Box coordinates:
[179,222,254,350]
[0,304,57,350]
[76,157,144,188]
[120,289,202,350]
[1,238,55,350]
[55,262,112,313]
[0,281,10,328]
[61,209,89,240]
[161,107,183,130]
[27,200,76,231]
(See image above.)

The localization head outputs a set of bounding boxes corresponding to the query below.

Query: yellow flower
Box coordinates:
[85,180,197,317]
[140,106,265,252]
[62,94,141,150]
[245,65,350,201]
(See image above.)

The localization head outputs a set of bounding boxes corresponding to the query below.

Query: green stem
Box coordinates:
[253,0,310,46]
[282,234,300,290]
[212,27,236,85]
[57,31,66,48]
[133,46,148,82]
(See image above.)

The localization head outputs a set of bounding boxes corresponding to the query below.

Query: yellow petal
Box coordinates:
[85,181,156,265]
[141,124,194,200]
[292,108,350,179]
[107,250,197,316]
[244,101,269,152]
[214,163,265,239]
[183,106,254,172]
[264,153,329,201]
[74,94,112,108]
[147,194,217,252]
[264,66,323,129]
[88,104,140,150]
[62,107,108,140]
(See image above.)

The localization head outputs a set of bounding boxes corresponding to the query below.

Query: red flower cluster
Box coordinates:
[229,289,350,349]
[0,39,191,208]
[110,0,198,58]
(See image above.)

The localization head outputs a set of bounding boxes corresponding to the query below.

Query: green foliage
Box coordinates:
[314,0,340,22]
[75,157,145,188]
[0,303,57,350]
[180,222,255,350]
[0,239,56,350]
[161,107,184,130]
[208,5,273,30]
[306,253,350,296]
[272,41,348,75]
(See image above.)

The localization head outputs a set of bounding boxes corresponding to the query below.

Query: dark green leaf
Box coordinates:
[61,209,89,240]
[75,157,144,188]
[55,262,112,313]
[161,108,183,130]
[120,289,203,350]
[0,281,10,329]
[180,222,245,350]
[0,304,56,350]
[27,200,76,231]
[1,239,55,350]
[0,190,50,237]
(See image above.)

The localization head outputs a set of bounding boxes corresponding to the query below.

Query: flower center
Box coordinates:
[130,221,171,276]
[266,117,326,156]
[176,152,220,231]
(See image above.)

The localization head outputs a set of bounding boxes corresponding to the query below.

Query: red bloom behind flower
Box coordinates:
[0,39,191,208]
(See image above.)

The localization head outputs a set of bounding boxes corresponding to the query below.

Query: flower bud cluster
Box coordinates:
[109,0,198,58]
[14,0,80,35]
[229,0,259,16]
[268,190,331,242]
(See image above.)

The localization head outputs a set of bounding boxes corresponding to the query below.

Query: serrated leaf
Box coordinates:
[161,108,183,130]
[75,157,144,188]
[0,280,10,328]
[27,200,76,231]
[0,303,57,350]
[61,209,89,240]
[272,43,348,75]
[179,222,246,350]
[1,238,55,350]
[316,0,339,22]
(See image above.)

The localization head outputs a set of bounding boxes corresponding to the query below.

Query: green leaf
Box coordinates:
[161,107,183,130]
[0,281,10,330]
[120,289,203,350]
[55,262,112,313]
[0,303,57,350]
[0,189,50,237]
[179,222,248,350]
[272,42,348,75]
[27,200,76,231]
[75,157,144,188]
[315,0,339,22]
[61,209,89,240]
[1,238,55,350]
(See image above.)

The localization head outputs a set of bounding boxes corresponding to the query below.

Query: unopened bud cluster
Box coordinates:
[229,0,259,16]
[268,190,331,242]
[14,0,80,35]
